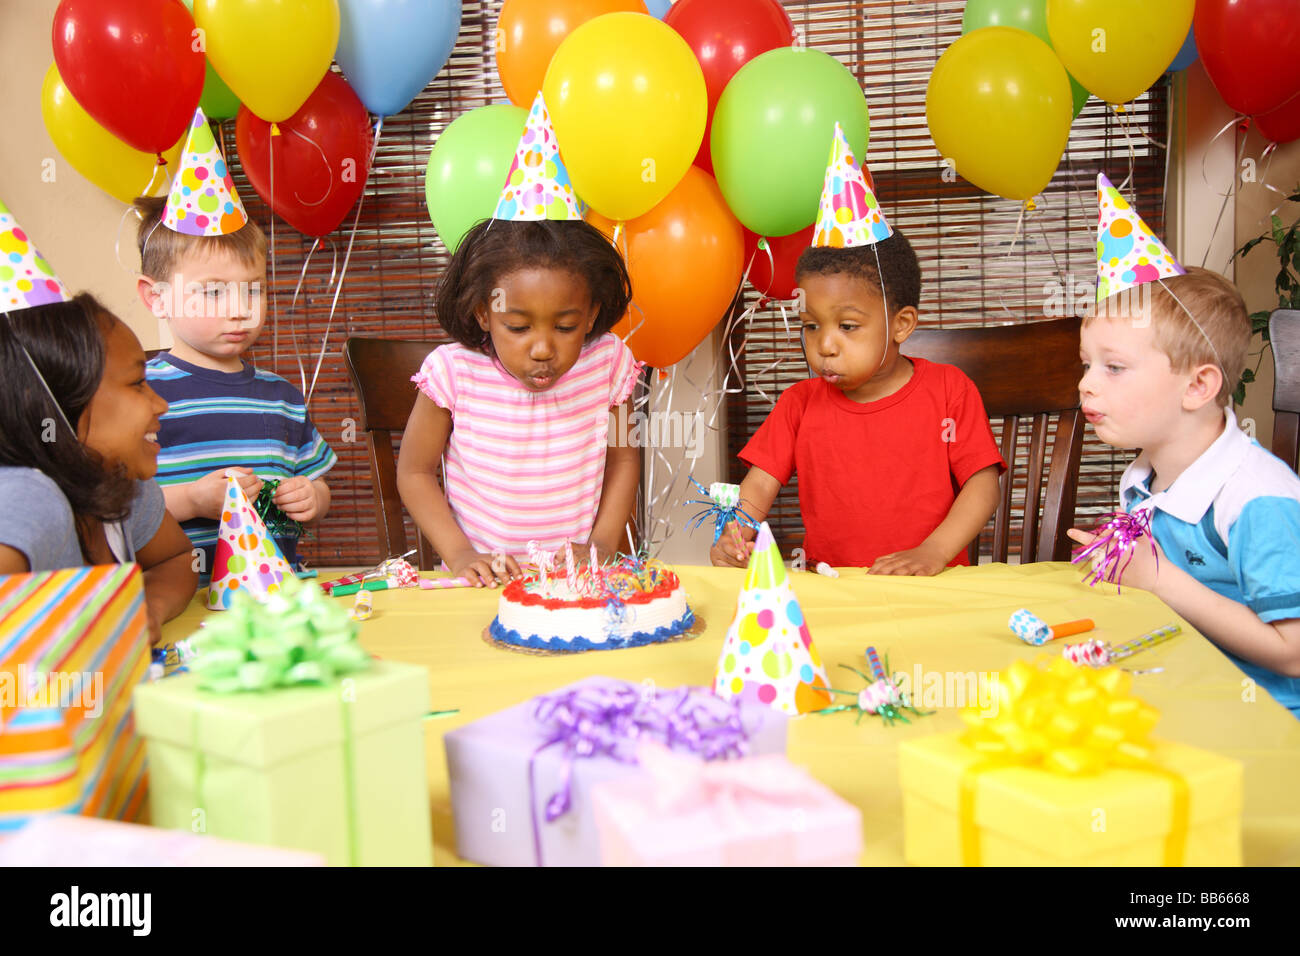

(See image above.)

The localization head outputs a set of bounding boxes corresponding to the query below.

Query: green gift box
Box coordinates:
[133,659,433,866]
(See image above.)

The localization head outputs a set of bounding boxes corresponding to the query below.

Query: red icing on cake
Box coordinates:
[501,571,681,610]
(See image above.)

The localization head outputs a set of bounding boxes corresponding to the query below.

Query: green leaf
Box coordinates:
[1241,367,1256,383]
[1234,380,1247,405]
[1235,236,1268,259]
[1273,215,1287,245]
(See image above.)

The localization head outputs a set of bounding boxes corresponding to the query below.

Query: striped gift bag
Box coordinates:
[0,564,151,833]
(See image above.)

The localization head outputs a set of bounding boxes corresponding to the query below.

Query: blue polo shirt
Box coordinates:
[1121,408,1300,716]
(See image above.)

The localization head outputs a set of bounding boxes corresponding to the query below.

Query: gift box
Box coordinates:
[133,661,434,866]
[592,744,862,866]
[898,659,1243,867]
[444,676,788,867]
[0,813,325,866]
[0,565,151,833]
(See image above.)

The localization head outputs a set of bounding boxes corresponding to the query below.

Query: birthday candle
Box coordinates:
[565,540,577,592]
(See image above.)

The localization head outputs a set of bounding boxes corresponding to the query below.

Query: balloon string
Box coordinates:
[1200,116,1249,269]
[289,127,334,208]
[268,129,282,381]
[287,237,320,400]
[307,115,382,405]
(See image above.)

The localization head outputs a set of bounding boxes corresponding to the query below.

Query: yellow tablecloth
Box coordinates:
[162,562,1300,866]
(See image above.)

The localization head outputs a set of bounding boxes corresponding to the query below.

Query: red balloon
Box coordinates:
[235,73,373,238]
[1256,94,1300,145]
[743,226,813,300]
[665,0,795,174]
[52,0,204,155]
[741,165,874,299]
[1195,0,1300,116]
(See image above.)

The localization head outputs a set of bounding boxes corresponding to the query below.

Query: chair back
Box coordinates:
[902,316,1084,563]
[1270,310,1300,472]
[342,337,440,569]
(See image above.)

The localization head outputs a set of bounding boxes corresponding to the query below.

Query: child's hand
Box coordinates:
[573,540,615,565]
[868,543,949,576]
[709,522,756,568]
[193,467,262,519]
[272,477,321,522]
[1067,527,1164,593]
[448,549,521,587]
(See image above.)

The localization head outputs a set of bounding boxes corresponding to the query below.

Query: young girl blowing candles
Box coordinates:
[397,98,642,587]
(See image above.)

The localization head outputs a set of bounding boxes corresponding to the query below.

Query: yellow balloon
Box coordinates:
[1046,0,1194,105]
[542,12,706,222]
[926,28,1073,201]
[193,0,340,123]
[41,64,184,204]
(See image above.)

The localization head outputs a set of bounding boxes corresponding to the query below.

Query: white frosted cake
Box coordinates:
[489,558,694,652]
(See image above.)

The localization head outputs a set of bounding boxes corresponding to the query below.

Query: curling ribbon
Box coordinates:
[1071,510,1157,591]
[956,657,1188,866]
[525,682,753,866]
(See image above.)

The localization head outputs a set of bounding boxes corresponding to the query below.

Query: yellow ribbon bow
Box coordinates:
[956,657,1187,865]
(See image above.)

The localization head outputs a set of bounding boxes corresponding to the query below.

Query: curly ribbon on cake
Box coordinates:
[527,682,753,866]
[957,657,1188,866]
[189,578,371,692]
[1071,510,1157,591]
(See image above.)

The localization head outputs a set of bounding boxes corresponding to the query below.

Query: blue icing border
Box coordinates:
[490,608,696,652]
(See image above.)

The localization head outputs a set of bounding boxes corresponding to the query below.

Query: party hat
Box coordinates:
[713,522,832,716]
[493,92,584,221]
[1095,173,1184,302]
[164,108,248,237]
[812,122,890,248]
[207,473,295,611]
[0,199,71,315]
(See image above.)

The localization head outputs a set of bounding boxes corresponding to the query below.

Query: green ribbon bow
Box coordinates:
[190,578,371,693]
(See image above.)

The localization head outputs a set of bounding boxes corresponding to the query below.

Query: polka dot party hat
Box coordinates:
[207,472,295,611]
[164,108,249,238]
[0,199,71,316]
[812,122,890,249]
[493,92,585,222]
[1095,173,1184,302]
[713,522,832,716]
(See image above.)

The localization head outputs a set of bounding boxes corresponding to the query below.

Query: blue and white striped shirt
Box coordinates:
[146,353,337,574]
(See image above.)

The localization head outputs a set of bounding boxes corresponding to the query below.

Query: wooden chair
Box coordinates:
[901,316,1084,563]
[1270,310,1300,472]
[342,336,440,569]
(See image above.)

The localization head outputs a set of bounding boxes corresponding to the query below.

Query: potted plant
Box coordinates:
[1231,187,1300,404]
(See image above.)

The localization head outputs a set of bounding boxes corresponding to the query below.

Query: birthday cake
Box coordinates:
[488,552,695,652]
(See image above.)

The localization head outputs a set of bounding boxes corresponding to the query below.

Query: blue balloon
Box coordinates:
[336,0,462,117]
[643,0,673,19]
[1166,27,1198,73]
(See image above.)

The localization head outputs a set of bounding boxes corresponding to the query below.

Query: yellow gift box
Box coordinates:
[898,657,1243,866]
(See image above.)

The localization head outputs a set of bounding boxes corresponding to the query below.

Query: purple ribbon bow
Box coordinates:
[527,683,753,865]
[1071,510,1157,591]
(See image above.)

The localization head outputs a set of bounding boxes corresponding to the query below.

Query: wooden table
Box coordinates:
[163,562,1300,866]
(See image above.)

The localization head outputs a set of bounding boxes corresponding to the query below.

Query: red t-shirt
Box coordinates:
[739,357,1005,567]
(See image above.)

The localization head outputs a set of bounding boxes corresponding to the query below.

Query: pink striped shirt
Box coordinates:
[412,334,641,560]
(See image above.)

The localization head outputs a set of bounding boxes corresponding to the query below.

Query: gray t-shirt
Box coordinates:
[0,467,166,571]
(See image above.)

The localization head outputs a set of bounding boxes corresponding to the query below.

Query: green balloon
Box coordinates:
[182,0,241,120]
[961,0,1089,118]
[711,48,870,238]
[425,104,528,254]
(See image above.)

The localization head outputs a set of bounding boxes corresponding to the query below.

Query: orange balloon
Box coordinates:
[589,167,744,368]
[496,0,646,107]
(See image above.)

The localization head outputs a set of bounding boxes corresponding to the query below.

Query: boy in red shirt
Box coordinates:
[711,128,1003,573]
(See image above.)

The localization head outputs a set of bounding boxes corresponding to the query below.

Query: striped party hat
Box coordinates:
[812,122,890,248]
[493,92,584,221]
[0,199,71,315]
[713,522,832,716]
[164,108,248,237]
